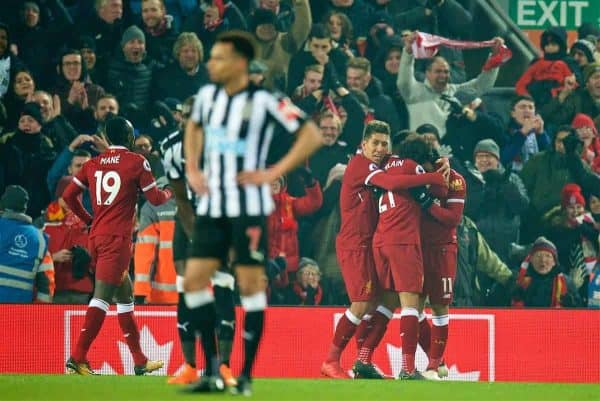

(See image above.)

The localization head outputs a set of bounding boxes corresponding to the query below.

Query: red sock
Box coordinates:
[418,315,431,356]
[427,315,449,370]
[358,309,390,364]
[326,310,360,363]
[72,298,109,363]
[117,303,147,366]
[354,314,373,349]
[400,309,419,373]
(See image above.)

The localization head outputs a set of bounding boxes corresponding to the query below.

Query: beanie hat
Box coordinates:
[0,185,29,212]
[584,62,600,83]
[121,25,145,48]
[561,183,586,208]
[23,1,40,14]
[530,236,558,262]
[20,102,43,125]
[541,27,567,55]
[78,35,96,52]
[571,39,595,63]
[578,22,600,41]
[250,8,277,31]
[571,113,598,136]
[416,123,440,142]
[474,138,500,160]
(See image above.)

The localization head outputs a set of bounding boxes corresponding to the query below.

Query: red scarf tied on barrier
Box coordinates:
[411,31,512,71]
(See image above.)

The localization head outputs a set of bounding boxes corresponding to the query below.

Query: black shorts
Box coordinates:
[173,216,189,263]
[188,216,267,267]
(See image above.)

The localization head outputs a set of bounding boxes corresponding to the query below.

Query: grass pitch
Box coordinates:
[1,375,598,401]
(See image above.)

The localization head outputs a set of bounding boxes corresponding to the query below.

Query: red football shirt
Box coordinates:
[372,157,424,247]
[336,154,381,250]
[421,169,466,245]
[66,146,171,238]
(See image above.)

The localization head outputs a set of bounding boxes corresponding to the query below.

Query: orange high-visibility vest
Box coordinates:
[134,198,178,304]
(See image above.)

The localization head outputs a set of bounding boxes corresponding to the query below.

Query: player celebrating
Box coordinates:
[417,147,466,380]
[321,121,447,379]
[183,31,322,395]
[62,117,172,375]
[370,135,448,380]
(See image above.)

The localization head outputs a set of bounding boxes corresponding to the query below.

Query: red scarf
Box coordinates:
[292,282,323,305]
[412,31,512,71]
[514,255,567,307]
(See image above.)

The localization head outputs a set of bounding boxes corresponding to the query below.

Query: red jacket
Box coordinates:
[515,59,573,98]
[268,183,322,273]
[43,202,93,294]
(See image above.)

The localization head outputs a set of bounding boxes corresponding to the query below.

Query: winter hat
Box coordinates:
[78,35,96,52]
[23,2,40,14]
[541,26,567,54]
[0,185,29,212]
[571,39,596,63]
[578,22,600,41]
[474,138,500,160]
[250,8,277,31]
[416,123,440,142]
[530,236,558,262]
[20,102,43,125]
[571,113,598,136]
[584,62,600,83]
[121,25,145,48]
[561,183,586,208]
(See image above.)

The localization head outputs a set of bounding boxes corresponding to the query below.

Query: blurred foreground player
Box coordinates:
[62,117,172,375]
[183,31,321,395]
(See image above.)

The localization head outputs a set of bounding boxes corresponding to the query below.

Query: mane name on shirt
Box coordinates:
[100,155,121,165]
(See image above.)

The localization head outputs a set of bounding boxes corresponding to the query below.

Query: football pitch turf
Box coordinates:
[1,376,598,401]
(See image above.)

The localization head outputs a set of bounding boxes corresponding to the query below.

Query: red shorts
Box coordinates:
[89,235,132,286]
[373,244,423,293]
[336,247,378,302]
[422,244,457,305]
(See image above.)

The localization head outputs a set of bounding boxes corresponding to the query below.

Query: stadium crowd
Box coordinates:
[0,0,600,310]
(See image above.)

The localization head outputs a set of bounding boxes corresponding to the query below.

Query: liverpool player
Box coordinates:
[417,147,466,380]
[62,117,172,375]
[368,135,448,380]
[321,121,446,379]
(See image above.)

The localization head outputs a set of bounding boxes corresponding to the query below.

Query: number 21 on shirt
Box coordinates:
[378,191,396,213]
[94,171,122,205]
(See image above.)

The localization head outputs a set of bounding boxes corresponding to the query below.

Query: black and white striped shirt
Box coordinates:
[190,83,306,218]
[159,129,185,181]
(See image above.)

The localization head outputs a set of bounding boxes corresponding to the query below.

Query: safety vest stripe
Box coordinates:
[0,277,33,291]
[159,241,173,248]
[135,274,151,282]
[0,265,36,279]
[137,236,159,244]
[151,281,177,292]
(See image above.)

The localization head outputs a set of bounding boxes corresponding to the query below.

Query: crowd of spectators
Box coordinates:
[0,0,599,309]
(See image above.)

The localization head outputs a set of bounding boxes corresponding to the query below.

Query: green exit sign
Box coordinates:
[509,0,599,30]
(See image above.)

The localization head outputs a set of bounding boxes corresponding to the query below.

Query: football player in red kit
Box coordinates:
[367,135,449,380]
[321,121,447,379]
[417,147,466,380]
[62,117,172,376]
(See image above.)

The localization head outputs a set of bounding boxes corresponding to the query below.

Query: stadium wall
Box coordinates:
[1,305,598,383]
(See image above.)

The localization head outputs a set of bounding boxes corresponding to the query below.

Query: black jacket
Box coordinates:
[106,53,153,113]
[365,77,401,134]
[152,62,208,102]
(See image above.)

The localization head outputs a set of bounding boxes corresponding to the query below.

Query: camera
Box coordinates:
[440,94,464,115]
